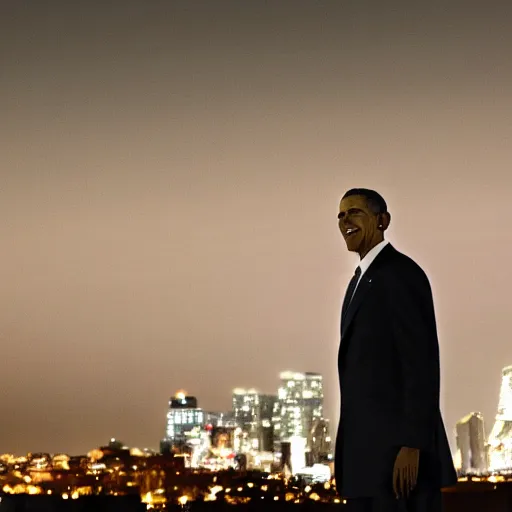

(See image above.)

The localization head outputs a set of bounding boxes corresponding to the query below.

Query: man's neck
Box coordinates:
[359,238,385,260]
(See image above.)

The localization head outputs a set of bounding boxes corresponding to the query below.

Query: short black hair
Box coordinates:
[342,188,388,214]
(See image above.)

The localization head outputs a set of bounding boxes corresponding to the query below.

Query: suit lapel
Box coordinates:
[341,275,373,340]
[340,244,395,342]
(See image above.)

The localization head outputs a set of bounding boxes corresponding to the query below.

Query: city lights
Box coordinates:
[2,368,512,510]
[455,365,512,476]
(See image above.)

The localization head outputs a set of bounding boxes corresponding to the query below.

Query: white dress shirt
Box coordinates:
[354,239,389,292]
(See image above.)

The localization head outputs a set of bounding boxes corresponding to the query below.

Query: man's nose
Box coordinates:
[339,216,350,228]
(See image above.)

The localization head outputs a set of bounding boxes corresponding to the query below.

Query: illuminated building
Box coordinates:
[232,389,276,452]
[489,365,512,472]
[310,418,333,464]
[259,394,277,452]
[289,436,307,474]
[205,411,235,428]
[51,454,70,471]
[455,412,487,474]
[232,388,260,435]
[162,390,204,450]
[170,391,198,410]
[274,371,324,451]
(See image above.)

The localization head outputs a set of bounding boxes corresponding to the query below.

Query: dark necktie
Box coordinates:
[341,266,361,320]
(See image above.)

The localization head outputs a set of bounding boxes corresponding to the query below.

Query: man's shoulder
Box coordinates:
[384,246,431,286]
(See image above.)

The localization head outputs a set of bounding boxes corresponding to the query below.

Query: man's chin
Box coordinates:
[344,240,359,253]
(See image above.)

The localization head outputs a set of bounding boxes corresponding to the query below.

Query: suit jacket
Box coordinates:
[335,244,457,498]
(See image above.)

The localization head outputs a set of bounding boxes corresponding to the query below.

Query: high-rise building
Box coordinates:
[232,388,260,435]
[274,371,324,451]
[310,418,333,464]
[259,394,277,423]
[162,390,204,450]
[232,389,277,452]
[496,365,512,420]
[259,394,277,452]
[488,365,512,472]
[455,412,487,474]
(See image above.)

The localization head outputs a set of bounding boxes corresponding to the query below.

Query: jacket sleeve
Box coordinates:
[388,269,440,451]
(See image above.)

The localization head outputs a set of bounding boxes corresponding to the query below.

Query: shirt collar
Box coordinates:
[358,239,389,277]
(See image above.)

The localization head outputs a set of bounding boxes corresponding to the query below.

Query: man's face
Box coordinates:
[338,195,383,258]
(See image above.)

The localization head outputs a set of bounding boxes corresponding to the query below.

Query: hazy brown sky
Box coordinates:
[1,1,511,455]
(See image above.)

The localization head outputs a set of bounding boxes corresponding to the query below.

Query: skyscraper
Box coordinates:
[455,412,487,474]
[232,388,277,452]
[232,389,259,433]
[495,365,512,420]
[258,394,277,452]
[274,371,324,451]
[488,365,512,472]
[162,390,204,451]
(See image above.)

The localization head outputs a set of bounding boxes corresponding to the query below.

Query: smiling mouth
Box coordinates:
[345,228,359,237]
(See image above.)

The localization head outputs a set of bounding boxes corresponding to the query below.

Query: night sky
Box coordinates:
[1,1,511,455]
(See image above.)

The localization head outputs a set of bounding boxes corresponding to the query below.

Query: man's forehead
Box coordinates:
[339,195,367,211]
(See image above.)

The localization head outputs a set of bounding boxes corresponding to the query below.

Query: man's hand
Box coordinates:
[393,446,419,499]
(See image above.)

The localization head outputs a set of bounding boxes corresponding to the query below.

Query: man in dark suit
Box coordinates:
[335,189,457,511]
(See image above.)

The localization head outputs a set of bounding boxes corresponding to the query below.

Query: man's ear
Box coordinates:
[379,212,391,231]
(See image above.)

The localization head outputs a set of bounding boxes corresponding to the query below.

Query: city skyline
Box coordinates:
[2,0,512,454]
[0,363,509,462]
[0,369,330,457]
